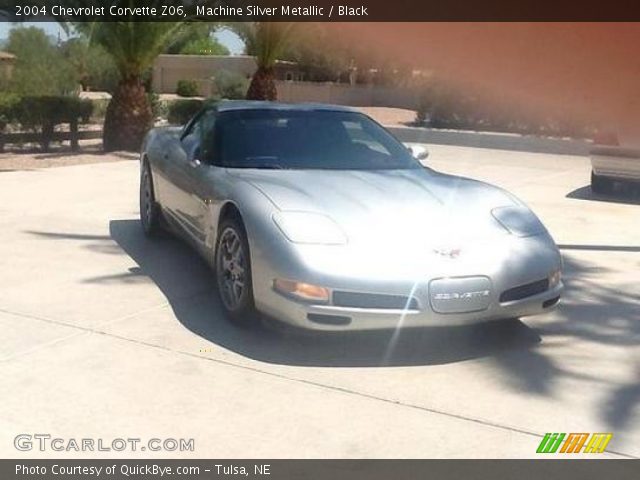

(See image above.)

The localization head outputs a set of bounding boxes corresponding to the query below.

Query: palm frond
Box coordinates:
[55,0,185,79]
[227,22,295,68]
[72,22,182,79]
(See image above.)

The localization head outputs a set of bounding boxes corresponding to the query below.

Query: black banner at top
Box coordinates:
[1,0,640,22]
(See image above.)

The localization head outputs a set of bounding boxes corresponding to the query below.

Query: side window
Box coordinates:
[181,112,202,140]
[183,121,201,141]
[178,118,202,162]
[199,111,217,164]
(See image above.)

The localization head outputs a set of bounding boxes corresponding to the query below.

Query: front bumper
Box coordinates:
[250,229,563,331]
[255,278,563,332]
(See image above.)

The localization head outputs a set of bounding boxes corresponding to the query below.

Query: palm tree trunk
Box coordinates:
[103,78,153,152]
[246,67,277,101]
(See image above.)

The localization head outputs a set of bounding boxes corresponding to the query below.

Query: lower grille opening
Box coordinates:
[332,291,419,310]
[499,279,549,303]
[543,296,561,308]
[307,313,351,325]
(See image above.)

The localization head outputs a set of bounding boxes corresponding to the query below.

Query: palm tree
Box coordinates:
[229,23,295,101]
[73,20,183,151]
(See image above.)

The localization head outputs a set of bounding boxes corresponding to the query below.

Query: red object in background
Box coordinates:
[325,23,640,138]
[592,131,620,146]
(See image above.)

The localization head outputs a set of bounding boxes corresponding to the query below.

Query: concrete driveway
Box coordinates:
[0,145,638,458]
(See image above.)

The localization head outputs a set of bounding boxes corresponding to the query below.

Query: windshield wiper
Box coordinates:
[244,163,286,169]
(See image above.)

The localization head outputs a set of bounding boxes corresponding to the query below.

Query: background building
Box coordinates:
[0,50,16,79]
[153,54,304,96]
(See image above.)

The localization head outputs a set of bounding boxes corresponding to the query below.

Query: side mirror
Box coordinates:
[406,144,429,161]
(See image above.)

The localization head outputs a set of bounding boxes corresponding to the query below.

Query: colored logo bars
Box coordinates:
[536,433,613,454]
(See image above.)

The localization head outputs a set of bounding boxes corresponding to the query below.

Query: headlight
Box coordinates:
[548,268,561,288]
[491,206,547,237]
[273,211,347,245]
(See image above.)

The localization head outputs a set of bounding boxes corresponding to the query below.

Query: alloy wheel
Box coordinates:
[141,168,153,228]
[217,227,247,311]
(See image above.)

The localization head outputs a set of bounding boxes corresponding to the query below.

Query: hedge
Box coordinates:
[176,79,200,98]
[0,93,21,130]
[167,99,205,125]
[413,82,594,139]
[0,95,94,151]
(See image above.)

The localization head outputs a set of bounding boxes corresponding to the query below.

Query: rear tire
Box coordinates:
[591,170,614,195]
[140,161,162,237]
[215,216,256,327]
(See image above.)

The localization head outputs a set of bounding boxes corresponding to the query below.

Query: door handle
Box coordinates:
[189,159,201,168]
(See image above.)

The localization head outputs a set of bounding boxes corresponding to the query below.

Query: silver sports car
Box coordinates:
[140,101,563,330]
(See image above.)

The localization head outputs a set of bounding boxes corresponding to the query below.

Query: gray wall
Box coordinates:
[153,55,258,96]
[153,54,420,109]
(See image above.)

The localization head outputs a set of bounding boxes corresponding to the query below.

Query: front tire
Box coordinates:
[140,162,162,236]
[215,217,256,326]
[591,170,614,195]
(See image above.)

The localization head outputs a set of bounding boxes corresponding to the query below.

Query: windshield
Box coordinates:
[215,109,420,170]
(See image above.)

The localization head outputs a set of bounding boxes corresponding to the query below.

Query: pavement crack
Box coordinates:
[0,288,209,362]
[0,303,168,362]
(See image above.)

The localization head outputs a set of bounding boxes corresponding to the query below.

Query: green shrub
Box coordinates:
[89,98,110,121]
[414,92,434,126]
[13,96,93,126]
[414,105,427,126]
[61,38,120,94]
[176,79,200,98]
[167,99,204,125]
[413,80,591,138]
[147,91,166,120]
[6,27,77,96]
[179,36,230,56]
[11,96,93,151]
[214,70,248,100]
[0,93,21,131]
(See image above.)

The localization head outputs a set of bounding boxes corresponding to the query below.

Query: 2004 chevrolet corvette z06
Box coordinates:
[140,101,563,330]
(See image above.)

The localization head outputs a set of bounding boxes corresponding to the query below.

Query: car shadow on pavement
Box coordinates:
[566,184,640,205]
[108,219,542,368]
[26,221,640,431]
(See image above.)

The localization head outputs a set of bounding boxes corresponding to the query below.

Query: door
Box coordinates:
[179,110,223,249]
[160,114,205,245]
[180,110,222,252]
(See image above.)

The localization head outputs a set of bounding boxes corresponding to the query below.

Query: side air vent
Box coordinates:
[500,279,549,303]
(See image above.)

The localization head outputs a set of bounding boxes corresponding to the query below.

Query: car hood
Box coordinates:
[231,168,519,247]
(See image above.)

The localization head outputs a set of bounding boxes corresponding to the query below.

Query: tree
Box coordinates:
[228,23,295,101]
[165,23,229,56]
[165,23,212,54]
[72,19,183,151]
[278,24,351,83]
[61,37,119,93]
[6,27,76,96]
[179,36,230,56]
